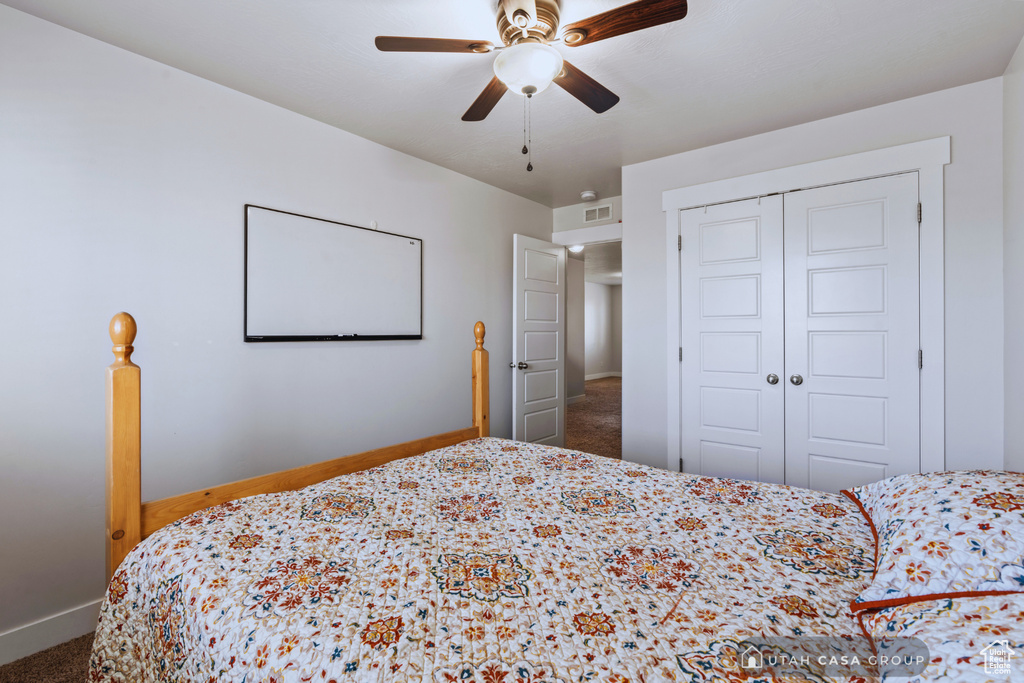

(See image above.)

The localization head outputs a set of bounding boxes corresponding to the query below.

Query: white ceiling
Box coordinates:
[5,0,1024,208]
[583,241,622,285]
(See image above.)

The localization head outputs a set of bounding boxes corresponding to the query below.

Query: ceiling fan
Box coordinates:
[375,0,688,121]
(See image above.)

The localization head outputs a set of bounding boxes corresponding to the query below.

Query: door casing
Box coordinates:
[663,137,950,476]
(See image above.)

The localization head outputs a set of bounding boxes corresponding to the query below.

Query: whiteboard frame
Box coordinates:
[243,204,423,342]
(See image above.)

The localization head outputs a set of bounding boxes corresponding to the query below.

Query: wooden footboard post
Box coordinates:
[472,321,489,437]
[106,312,141,581]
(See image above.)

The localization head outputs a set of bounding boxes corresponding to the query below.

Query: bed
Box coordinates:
[90,314,1024,682]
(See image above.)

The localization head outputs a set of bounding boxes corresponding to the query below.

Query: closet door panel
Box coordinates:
[679,197,785,484]
[783,173,921,492]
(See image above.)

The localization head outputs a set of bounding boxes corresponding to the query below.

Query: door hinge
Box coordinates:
[679,347,683,362]
[678,235,682,251]
[918,349,923,369]
[917,203,922,224]
[679,457,684,471]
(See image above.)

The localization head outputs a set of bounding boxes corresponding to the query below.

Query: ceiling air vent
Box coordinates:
[584,203,613,223]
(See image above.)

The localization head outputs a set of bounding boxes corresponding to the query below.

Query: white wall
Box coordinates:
[585,283,622,378]
[622,78,1005,471]
[0,6,551,661]
[566,258,586,400]
[553,196,622,233]
[1005,36,1024,473]
[610,285,622,375]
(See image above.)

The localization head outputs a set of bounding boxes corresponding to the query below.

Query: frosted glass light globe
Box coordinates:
[493,42,563,96]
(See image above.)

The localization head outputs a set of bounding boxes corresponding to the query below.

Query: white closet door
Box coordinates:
[783,173,921,492]
[679,197,786,483]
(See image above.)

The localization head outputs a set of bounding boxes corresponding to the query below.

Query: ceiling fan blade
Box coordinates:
[561,0,687,47]
[375,36,494,53]
[553,61,620,114]
[462,77,509,121]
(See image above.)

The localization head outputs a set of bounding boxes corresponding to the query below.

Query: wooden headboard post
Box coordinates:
[472,321,489,437]
[106,312,141,581]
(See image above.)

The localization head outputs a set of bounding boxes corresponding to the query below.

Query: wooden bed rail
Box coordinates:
[105,313,491,580]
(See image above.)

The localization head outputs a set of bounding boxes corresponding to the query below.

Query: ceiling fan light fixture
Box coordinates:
[493,42,564,96]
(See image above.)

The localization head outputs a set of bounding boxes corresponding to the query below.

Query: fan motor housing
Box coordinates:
[498,0,561,46]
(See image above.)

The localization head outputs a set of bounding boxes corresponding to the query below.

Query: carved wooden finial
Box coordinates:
[471,321,489,438]
[106,311,141,580]
[474,321,486,350]
[109,312,137,364]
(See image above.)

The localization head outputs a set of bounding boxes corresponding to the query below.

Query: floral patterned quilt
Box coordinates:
[91,438,885,682]
[864,595,1024,681]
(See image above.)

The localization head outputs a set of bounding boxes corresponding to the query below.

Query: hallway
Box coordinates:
[565,376,621,459]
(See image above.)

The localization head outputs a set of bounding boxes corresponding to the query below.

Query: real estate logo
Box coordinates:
[739,645,764,670]
[981,640,1014,676]
[687,636,928,679]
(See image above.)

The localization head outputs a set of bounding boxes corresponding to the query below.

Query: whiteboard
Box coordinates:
[244,206,422,341]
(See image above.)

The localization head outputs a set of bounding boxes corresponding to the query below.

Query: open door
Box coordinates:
[512,234,566,446]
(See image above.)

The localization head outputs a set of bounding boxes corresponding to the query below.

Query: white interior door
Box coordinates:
[783,173,921,492]
[679,197,786,483]
[512,234,566,446]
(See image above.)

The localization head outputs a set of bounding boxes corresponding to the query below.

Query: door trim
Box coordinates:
[664,137,950,477]
[550,223,622,246]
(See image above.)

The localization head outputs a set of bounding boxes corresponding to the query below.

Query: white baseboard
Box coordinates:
[0,599,102,666]
[567,394,586,405]
[585,372,622,381]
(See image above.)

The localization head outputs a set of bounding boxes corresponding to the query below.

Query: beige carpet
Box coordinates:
[565,376,621,459]
[0,632,93,683]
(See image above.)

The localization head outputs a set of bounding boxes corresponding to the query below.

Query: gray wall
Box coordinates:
[0,5,551,650]
[585,283,622,378]
[610,285,622,376]
[622,78,1006,470]
[553,196,622,232]
[566,258,586,400]
[1005,36,1024,472]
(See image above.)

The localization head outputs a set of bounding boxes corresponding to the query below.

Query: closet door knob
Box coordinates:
[790,374,804,386]
[766,374,779,385]
[517,362,529,370]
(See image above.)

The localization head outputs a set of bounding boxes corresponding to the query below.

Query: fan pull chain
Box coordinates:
[522,95,528,156]
[526,94,533,172]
